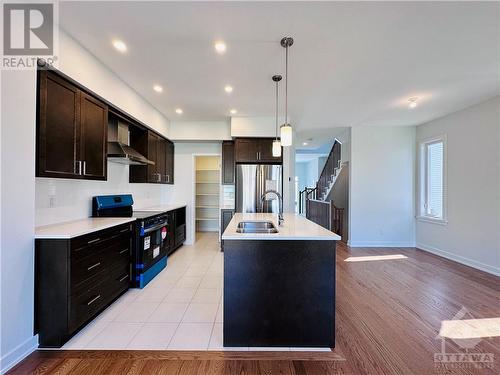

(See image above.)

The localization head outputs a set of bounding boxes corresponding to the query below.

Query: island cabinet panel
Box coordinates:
[35,223,132,348]
[221,141,235,184]
[223,239,335,348]
[37,70,108,180]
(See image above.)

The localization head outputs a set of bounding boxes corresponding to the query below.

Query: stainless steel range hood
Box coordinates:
[107,119,154,166]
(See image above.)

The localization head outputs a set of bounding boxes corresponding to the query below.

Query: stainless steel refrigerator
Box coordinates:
[236,164,283,213]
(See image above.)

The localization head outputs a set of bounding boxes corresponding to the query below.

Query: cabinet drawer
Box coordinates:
[69,279,108,332]
[71,224,131,261]
[71,231,131,289]
[107,263,131,298]
[175,224,186,244]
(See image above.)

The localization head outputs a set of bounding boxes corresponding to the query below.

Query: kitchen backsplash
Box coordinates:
[35,162,172,226]
[222,185,235,208]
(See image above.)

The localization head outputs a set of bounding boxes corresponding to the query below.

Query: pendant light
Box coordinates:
[280,36,294,147]
[272,75,282,157]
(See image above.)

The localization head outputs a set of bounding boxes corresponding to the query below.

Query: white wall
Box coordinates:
[416,97,500,275]
[56,32,170,138]
[231,117,275,137]
[349,126,416,247]
[1,69,38,374]
[163,142,221,245]
[36,164,173,226]
[0,30,171,373]
[169,121,230,141]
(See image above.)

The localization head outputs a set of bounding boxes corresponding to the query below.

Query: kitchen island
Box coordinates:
[221,213,340,348]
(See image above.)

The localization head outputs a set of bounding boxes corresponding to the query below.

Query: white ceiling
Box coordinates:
[59,1,500,130]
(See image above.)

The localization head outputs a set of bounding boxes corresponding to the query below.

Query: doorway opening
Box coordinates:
[194,156,221,242]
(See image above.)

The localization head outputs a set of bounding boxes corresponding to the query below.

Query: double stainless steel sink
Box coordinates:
[236,221,279,234]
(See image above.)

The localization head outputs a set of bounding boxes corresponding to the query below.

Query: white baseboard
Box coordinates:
[0,335,38,375]
[416,242,500,277]
[348,241,416,248]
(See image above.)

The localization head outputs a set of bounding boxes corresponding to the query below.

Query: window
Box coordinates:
[419,137,446,223]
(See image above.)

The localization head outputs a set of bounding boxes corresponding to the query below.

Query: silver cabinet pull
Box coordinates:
[119,248,129,255]
[119,274,129,282]
[87,238,101,245]
[166,175,170,183]
[119,228,129,234]
[87,262,101,271]
[75,160,82,175]
[83,161,86,175]
[87,295,101,306]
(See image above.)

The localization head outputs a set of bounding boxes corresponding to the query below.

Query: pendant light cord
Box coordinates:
[275,80,279,140]
[285,43,288,126]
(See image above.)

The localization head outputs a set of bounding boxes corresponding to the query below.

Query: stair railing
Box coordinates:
[316,139,342,200]
[298,187,317,215]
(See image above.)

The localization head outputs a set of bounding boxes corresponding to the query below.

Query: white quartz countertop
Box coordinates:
[35,217,136,239]
[136,204,187,212]
[222,213,341,241]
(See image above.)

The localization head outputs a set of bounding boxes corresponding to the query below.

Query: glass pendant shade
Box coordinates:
[280,123,293,147]
[272,139,282,157]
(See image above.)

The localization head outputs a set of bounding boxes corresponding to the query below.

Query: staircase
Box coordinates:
[301,140,346,239]
[316,140,343,200]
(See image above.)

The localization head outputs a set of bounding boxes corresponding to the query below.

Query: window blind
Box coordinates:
[426,141,444,218]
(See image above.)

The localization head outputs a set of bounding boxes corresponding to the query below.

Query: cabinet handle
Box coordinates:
[166,175,170,183]
[119,248,129,255]
[87,262,101,271]
[119,274,129,282]
[119,228,129,234]
[83,161,86,175]
[87,294,101,306]
[75,160,82,175]
[87,238,101,245]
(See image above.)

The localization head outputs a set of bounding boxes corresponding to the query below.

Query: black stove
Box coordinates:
[92,194,170,288]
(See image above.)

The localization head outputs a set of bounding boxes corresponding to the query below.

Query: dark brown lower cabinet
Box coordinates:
[35,223,132,347]
[220,209,234,251]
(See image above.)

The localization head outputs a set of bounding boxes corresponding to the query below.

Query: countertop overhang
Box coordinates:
[221,213,341,241]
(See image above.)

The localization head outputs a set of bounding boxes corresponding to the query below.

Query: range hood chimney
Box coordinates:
[107,119,154,166]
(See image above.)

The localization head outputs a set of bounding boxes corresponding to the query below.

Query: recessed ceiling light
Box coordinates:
[230,109,237,115]
[408,97,418,109]
[112,39,127,53]
[302,142,308,146]
[214,41,227,54]
[153,85,163,93]
[224,85,233,93]
[175,108,183,114]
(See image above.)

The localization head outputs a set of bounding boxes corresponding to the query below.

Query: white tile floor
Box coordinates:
[62,232,330,351]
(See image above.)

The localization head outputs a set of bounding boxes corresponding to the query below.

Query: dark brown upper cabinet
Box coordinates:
[258,138,282,163]
[222,141,235,184]
[37,70,107,180]
[165,140,174,184]
[234,138,282,164]
[79,92,107,179]
[129,130,174,184]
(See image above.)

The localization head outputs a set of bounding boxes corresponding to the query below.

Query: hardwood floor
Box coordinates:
[9,242,499,374]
